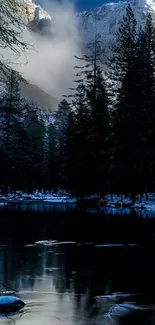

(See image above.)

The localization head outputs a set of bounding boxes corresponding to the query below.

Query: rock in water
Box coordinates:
[0,296,25,313]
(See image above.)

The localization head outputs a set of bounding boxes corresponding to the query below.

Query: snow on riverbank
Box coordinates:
[98,193,155,211]
[25,240,140,248]
[0,190,77,204]
[1,191,155,212]
[0,202,8,206]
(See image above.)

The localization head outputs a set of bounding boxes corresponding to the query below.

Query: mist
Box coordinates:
[6,0,82,101]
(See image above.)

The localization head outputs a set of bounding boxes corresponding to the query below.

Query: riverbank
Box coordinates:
[0,190,77,205]
[98,194,155,211]
[1,191,155,212]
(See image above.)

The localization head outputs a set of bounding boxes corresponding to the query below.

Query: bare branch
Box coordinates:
[0,0,30,68]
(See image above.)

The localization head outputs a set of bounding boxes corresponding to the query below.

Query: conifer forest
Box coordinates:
[1,4,155,200]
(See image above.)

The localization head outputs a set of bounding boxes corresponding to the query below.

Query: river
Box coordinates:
[0,203,155,325]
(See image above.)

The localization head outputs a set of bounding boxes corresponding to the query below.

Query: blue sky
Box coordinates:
[36,0,119,11]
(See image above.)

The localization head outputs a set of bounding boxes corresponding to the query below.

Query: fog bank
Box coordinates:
[4,0,82,101]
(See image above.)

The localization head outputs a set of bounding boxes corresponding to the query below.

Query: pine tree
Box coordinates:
[108,4,145,199]
[61,35,109,197]
[108,4,137,86]
[139,14,155,193]
[74,34,104,116]
[61,111,77,194]
[0,69,24,190]
[49,99,71,190]
[23,104,45,191]
[47,122,59,190]
[74,36,109,196]
[87,67,110,196]
[72,83,93,197]
[1,70,22,147]
[61,82,93,197]
[55,99,71,150]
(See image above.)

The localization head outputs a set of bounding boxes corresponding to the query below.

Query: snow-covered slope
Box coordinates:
[25,0,155,38]
[77,0,155,47]
[25,0,155,52]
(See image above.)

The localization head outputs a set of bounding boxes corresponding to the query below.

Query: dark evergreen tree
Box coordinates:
[47,122,59,190]
[138,14,155,193]
[48,99,71,190]
[55,99,71,150]
[23,104,45,191]
[1,69,22,147]
[87,67,110,196]
[61,35,109,197]
[61,111,77,194]
[108,4,146,200]
[74,36,109,197]
[0,69,24,190]
[72,83,93,197]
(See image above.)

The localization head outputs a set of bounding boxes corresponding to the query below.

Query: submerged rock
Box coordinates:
[0,296,25,314]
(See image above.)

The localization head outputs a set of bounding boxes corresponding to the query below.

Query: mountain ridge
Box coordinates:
[25,0,155,48]
[77,0,155,46]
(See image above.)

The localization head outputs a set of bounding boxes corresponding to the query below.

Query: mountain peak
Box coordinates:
[23,0,51,22]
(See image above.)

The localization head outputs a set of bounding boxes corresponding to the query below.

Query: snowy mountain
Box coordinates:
[77,0,155,47]
[24,0,155,50]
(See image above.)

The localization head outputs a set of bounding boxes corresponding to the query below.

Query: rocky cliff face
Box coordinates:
[24,0,51,22]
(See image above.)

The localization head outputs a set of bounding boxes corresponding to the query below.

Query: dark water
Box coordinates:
[0,204,155,324]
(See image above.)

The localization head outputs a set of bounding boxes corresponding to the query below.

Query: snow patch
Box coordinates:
[0,190,77,204]
[25,240,76,247]
[98,193,155,212]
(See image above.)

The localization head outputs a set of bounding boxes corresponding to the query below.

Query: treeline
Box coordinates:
[1,5,155,199]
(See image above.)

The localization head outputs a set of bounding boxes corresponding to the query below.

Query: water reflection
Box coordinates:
[0,242,154,325]
[0,206,155,324]
[2,201,155,217]
[0,244,90,325]
[4,204,77,213]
